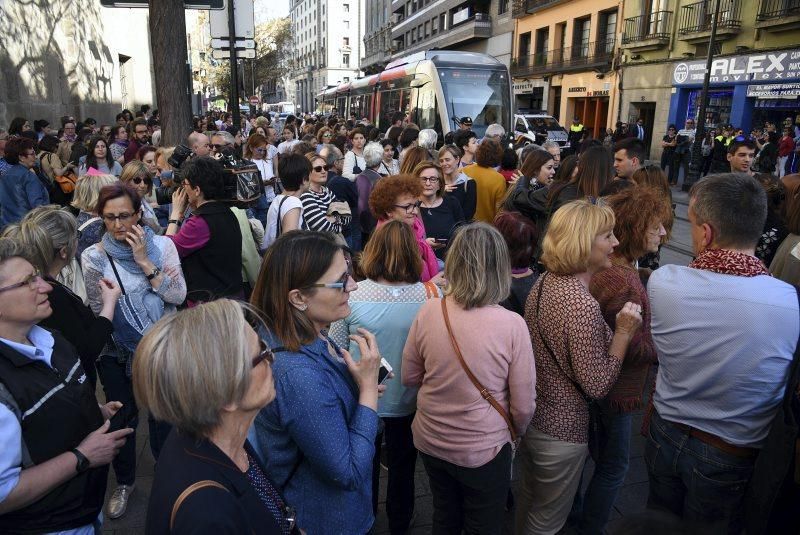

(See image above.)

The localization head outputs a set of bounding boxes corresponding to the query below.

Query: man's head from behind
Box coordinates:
[613,138,646,179]
[688,173,767,255]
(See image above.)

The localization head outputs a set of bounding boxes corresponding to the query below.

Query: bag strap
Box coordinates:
[170,480,229,531]
[78,216,101,232]
[440,297,517,442]
[782,286,800,408]
[275,195,291,237]
[423,281,438,300]
[105,252,126,295]
[534,273,593,404]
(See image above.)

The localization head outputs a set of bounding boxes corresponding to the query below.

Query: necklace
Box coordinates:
[420,198,440,215]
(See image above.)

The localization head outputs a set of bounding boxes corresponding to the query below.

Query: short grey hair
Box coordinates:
[321,143,342,167]
[211,130,236,146]
[133,299,265,439]
[689,173,767,250]
[485,124,505,138]
[0,238,26,270]
[444,222,511,310]
[518,143,542,165]
[542,140,560,152]
[364,142,384,168]
[417,129,438,150]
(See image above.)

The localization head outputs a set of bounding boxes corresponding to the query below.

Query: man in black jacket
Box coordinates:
[0,239,132,533]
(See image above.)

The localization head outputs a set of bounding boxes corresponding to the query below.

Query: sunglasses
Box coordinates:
[252,340,275,368]
[132,176,152,185]
[308,271,353,292]
[254,147,268,153]
[313,165,330,173]
[0,269,42,294]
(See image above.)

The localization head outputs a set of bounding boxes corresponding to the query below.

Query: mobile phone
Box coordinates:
[107,406,133,433]
[434,238,449,245]
[378,358,393,385]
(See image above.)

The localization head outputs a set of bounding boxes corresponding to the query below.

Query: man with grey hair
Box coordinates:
[484,123,505,142]
[541,140,561,169]
[323,143,359,250]
[355,142,385,248]
[210,131,236,156]
[417,129,438,151]
[646,173,799,532]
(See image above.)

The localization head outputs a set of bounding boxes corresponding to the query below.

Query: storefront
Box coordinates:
[513,79,548,114]
[551,72,620,139]
[667,47,800,134]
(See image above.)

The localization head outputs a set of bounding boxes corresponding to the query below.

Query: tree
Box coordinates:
[149,0,192,145]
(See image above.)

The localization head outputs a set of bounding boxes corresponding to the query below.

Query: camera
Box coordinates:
[154,144,194,205]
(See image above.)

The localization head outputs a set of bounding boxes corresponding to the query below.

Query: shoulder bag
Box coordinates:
[440,297,518,442]
[170,480,230,532]
[534,273,607,460]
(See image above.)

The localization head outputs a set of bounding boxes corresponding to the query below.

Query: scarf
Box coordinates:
[102,225,163,274]
[376,217,440,282]
[689,248,770,277]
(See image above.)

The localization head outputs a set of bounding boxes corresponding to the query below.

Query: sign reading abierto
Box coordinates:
[673,49,800,86]
[746,83,800,98]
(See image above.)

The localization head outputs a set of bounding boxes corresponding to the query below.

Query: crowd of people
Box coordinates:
[0,104,798,535]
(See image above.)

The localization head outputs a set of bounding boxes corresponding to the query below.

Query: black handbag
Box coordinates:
[534,273,607,460]
[744,286,800,535]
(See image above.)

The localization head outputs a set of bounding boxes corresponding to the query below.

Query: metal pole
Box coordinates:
[228,0,241,128]
[683,0,721,191]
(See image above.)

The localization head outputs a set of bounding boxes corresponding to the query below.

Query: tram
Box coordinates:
[316,51,513,139]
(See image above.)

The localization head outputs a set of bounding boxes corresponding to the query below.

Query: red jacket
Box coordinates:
[779,136,795,157]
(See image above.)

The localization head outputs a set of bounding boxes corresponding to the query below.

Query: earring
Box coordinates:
[299,304,308,311]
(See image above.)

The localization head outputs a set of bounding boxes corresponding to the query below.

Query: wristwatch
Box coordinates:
[71,448,90,474]
[146,267,161,280]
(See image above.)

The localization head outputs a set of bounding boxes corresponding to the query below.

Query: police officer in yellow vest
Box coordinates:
[569,116,585,152]
[710,124,734,173]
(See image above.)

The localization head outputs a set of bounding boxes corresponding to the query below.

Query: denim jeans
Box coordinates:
[645,411,755,534]
[572,402,632,535]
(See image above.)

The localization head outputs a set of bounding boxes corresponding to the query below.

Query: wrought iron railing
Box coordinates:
[511,38,615,76]
[679,0,741,34]
[622,11,673,44]
[512,0,570,17]
[757,0,800,20]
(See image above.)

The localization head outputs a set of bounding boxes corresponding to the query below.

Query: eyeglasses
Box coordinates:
[211,144,227,150]
[252,340,275,368]
[0,269,42,294]
[322,133,333,138]
[102,212,137,223]
[420,175,440,183]
[313,165,330,173]
[308,271,354,292]
[132,176,152,185]
[393,200,422,213]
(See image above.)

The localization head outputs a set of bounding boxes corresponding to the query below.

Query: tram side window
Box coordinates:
[382,89,402,125]
[416,86,438,131]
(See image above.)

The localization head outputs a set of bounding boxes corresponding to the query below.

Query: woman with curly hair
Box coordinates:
[570,187,669,534]
[631,165,674,270]
[369,175,440,282]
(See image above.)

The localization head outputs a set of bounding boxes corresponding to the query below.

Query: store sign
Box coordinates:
[746,83,800,98]
[590,90,609,97]
[568,87,587,93]
[513,80,541,95]
[673,49,800,86]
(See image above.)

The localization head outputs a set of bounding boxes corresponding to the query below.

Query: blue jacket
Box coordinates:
[252,331,379,535]
[0,164,49,227]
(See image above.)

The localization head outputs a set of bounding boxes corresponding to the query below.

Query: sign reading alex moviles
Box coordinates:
[673,49,800,86]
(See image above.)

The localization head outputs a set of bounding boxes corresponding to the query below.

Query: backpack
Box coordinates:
[744,286,800,534]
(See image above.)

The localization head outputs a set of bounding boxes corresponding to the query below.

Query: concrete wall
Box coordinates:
[619,63,674,160]
[0,0,155,129]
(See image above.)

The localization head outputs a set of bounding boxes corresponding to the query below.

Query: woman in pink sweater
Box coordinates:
[402,222,536,535]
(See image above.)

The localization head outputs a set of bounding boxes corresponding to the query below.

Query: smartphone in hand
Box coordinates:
[378,358,393,385]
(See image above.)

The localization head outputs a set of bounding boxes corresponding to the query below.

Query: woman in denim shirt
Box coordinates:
[250,231,383,534]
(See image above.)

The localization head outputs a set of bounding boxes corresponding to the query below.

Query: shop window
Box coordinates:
[687,89,733,128]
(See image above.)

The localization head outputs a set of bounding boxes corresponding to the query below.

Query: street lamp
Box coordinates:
[683,0,722,192]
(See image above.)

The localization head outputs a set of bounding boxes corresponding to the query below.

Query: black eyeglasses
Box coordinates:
[132,176,152,185]
[0,270,42,294]
[252,340,275,368]
[102,212,137,223]
[420,175,440,183]
[393,200,422,213]
[313,165,330,173]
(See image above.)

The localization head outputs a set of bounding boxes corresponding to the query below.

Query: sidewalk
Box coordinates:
[101,410,650,534]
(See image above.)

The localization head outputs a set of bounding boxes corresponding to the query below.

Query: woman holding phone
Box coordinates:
[414,161,465,264]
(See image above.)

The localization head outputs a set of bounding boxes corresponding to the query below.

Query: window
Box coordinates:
[535,27,549,64]
[425,21,429,37]
[343,53,350,66]
[440,13,446,31]
[343,3,349,12]
[344,20,350,29]
[599,10,617,53]
[432,16,438,34]
[343,77,350,83]
[573,18,591,57]
[499,0,509,14]
[343,37,350,46]
[518,32,531,66]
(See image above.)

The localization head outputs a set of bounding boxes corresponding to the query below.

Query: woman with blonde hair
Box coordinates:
[438,144,476,220]
[72,173,119,258]
[330,220,441,533]
[516,200,642,534]
[119,160,161,233]
[135,299,297,533]
[402,222,536,534]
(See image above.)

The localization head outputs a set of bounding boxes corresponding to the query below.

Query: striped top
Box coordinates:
[300,186,350,234]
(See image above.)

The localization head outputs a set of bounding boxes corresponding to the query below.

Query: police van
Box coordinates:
[513,112,569,151]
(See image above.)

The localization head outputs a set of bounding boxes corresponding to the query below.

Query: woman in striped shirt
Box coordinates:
[300,154,351,235]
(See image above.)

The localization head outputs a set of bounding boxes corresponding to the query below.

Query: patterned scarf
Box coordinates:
[689,248,770,277]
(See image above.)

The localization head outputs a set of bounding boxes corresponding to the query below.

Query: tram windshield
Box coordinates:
[439,68,511,138]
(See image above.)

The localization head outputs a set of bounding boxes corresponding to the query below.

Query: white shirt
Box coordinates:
[263,194,304,249]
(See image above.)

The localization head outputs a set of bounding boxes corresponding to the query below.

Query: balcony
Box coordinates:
[512,0,570,17]
[511,39,615,77]
[622,11,672,52]
[678,0,741,44]
[756,0,800,31]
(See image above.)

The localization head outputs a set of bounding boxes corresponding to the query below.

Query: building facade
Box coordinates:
[362,0,393,74]
[511,0,622,137]
[0,0,156,128]
[290,0,366,114]
[389,0,514,67]
[620,0,800,160]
